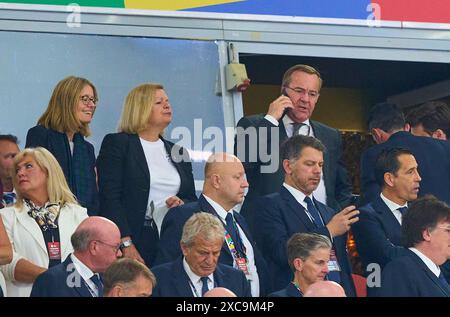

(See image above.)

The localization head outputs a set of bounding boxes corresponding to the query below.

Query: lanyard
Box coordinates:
[291,281,304,297]
[187,277,216,297]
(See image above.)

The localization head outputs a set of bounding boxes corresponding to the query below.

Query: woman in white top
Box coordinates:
[0,216,12,296]
[97,83,197,267]
[0,147,88,297]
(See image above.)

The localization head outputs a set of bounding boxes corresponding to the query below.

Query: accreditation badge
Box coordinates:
[328,248,341,272]
[235,257,250,275]
[47,242,61,260]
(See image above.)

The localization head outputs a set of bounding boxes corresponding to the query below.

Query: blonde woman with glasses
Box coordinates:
[26,76,99,216]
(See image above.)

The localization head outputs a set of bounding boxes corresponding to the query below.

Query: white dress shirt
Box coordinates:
[70,254,100,297]
[264,114,327,205]
[380,193,408,225]
[203,195,260,297]
[409,247,441,278]
[183,257,214,297]
[283,183,326,227]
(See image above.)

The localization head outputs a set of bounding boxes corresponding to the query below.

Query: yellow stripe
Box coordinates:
[124,0,243,11]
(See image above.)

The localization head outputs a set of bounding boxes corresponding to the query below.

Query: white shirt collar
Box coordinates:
[182,257,214,288]
[380,193,407,212]
[202,194,232,222]
[283,183,310,208]
[409,247,441,277]
[70,253,95,281]
[282,115,311,129]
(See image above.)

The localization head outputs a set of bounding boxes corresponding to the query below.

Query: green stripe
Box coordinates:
[1,1,125,8]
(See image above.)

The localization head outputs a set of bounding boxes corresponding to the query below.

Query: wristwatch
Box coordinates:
[120,238,133,250]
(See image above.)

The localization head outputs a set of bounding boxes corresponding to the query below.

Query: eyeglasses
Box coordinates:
[93,240,121,253]
[80,95,98,105]
[437,226,450,232]
[284,86,320,99]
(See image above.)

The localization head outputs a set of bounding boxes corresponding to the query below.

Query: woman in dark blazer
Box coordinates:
[96,83,197,267]
[25,76,99,216]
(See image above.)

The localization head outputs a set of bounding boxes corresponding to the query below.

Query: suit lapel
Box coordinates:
[280,187,316,231]
[373,196,402,244]
[213,264,225,287]
[162,138,185,181]
[198,195,233,258]
[234,212,253,242]
[129,134,150,183]
[16,205,47,254]
[173,257,195,297]
[409,250,450,296]
[278,120,289,143]
[58,206,72,259]
[310,121,331,192]
[62,256,93,297]
[314,198,332,224]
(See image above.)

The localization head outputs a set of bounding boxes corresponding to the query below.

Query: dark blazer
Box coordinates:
[155,194,270,296]
[256,186,356,297]
[360,131,450,205]
[96,132,197,241]
[31,255,96,297]
[378,249,450,297]
[352,195,409,274]
[235,114,352,234]
[268,283,302,297]
[151,257,252,297]
[26,125,99,216]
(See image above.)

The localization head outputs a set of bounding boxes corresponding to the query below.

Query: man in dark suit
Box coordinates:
[152,212,252,297]
[269,233,332,297]
[353,148,420,278]
[155,153,269,296]
[0,134,20,208]
[378,195,450,297]
[235,64,352,234]
[31,216,122,297]
[257,135,358,296]
[360,102,450,206]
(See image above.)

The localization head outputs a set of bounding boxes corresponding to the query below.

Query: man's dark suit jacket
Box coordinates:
[352,195,409,274]
[268,282,302,297]
[96,133,197,258]
[154,194,270,295]
[26,125,99,216]
[256,186,356,297]
[235,114,352,234]
[360,131,450,205]
[151,257,252,297]
[31,256,97,297]
[378,249,450,297]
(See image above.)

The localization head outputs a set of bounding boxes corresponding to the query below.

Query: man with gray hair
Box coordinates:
[31,216,122,297]
[270,233,332,297]
[151,212,252,297]
[103,258,156,297]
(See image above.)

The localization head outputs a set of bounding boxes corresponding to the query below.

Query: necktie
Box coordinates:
[200,276,209,296]
[291,122,310,136]
[90,274,103,297]
[3,192,16,206]
[225,213,245,256]
[304,196,324,228]
[438,273,450,294]
[398,207,408,216]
